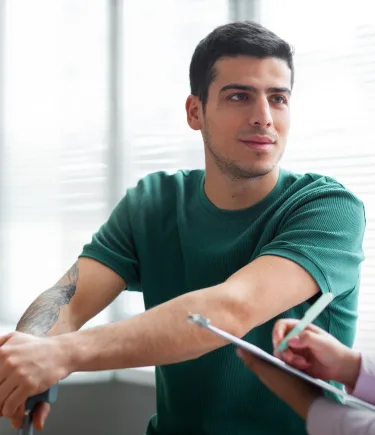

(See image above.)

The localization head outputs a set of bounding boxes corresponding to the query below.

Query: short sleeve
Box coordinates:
[258,186,366,296]
[79,193,140,291]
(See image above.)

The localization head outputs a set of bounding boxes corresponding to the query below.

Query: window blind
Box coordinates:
[0,0,232,325]
[119,0,231,315]
[257,0,375,352]
[1,0,110,328]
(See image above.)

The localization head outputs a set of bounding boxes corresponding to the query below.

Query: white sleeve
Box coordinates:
[307,397,375,435]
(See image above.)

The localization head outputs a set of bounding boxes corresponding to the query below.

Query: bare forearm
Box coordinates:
[61,282,254,372]
[16,262,79,337]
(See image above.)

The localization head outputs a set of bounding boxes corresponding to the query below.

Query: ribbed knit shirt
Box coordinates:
[80,168,366,435]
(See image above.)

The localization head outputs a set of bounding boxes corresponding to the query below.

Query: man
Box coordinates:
[0,21,366,435]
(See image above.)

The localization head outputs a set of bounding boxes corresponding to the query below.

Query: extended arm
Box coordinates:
[1,257,125,429]
[60,255,319,372]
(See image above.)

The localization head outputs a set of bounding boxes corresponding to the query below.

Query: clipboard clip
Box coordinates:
[188,314,211,328]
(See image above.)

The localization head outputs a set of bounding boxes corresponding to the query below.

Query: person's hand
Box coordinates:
[237,349,321,419]
[0,332,69,429]
[272,319,361,391]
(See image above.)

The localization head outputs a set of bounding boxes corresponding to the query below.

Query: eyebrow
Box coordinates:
[220,84,292,95]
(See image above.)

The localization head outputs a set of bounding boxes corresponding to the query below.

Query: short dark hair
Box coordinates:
[189,21,294,106]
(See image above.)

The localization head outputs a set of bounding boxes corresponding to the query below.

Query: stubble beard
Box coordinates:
[203,125,281,181]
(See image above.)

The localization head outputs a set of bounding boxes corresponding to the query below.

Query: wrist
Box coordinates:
[296,389,320,420]
[52,332,81,376]
[277,380,320,420]
[338,349,361,392]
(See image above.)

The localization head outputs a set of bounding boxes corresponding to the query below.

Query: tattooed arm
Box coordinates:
[16,257,126,337]
[0,257,125,430]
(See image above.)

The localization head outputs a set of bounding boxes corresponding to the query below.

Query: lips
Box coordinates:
[242,141,271,145]
[239,135,275,151]
[240,135,274,144]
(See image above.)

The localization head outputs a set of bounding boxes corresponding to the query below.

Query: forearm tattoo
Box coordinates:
[16,262,79,336]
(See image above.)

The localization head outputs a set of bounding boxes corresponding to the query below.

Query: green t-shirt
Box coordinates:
[80,168,366,435]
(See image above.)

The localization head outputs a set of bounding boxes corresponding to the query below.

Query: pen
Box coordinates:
[277,292,334,353]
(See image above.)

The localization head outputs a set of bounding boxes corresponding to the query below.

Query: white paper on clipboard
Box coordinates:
[188,314,375,413]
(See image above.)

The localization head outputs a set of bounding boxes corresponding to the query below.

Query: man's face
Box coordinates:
[187,56,292,179]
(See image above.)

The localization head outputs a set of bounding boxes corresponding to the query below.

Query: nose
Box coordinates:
[248,97,273,129]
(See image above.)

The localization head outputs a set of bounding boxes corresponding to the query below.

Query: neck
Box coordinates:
[204,165,280,210]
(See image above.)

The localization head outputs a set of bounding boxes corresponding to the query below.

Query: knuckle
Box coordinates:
[4,357,17,370]
[14,367,26,380]
[14,369,35,390]
[0,347,10,361]
[274,319,283,328]
[24,376,36,391]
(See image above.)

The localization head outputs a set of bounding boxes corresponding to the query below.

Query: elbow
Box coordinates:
[215,282,255,338]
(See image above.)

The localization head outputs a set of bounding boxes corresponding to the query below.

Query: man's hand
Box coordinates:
[10,257,125,429]
[0,332,69,428]
[237,349,321,419]
[272,319,361,391]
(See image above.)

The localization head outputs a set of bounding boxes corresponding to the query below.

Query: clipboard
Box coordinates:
[188,314,375,413]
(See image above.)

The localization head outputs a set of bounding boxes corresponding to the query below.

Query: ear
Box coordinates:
[186,95,203,131]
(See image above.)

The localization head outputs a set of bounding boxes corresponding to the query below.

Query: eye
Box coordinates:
[228,93,249,101]
[270,95,287,105]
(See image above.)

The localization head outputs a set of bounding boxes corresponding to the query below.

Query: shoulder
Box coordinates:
[283,168,355,193]
[124,169,204,218]
[128,169,203,194]
[125,169,203,204]
[280,168,364,212]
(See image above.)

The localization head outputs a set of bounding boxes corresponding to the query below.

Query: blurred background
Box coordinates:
[0,0,374,433]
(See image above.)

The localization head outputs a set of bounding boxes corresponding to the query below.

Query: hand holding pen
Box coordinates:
[273,294,361,391]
